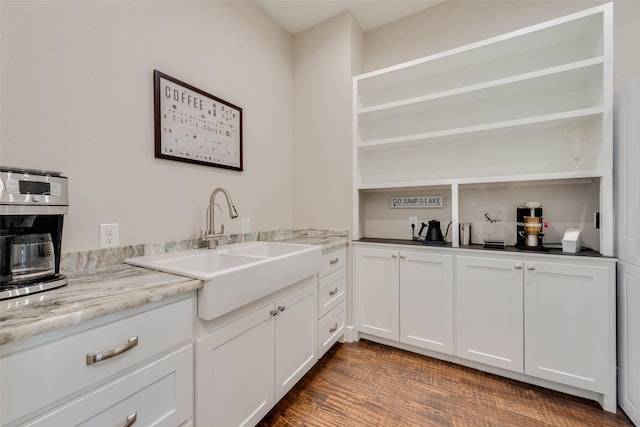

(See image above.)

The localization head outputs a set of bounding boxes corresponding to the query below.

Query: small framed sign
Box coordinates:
[154,70,243,171]
[390,195,445,209]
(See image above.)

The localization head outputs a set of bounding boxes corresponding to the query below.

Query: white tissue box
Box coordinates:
[562,228,583,253]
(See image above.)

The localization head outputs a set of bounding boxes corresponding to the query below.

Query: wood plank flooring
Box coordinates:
[258,340,633,426]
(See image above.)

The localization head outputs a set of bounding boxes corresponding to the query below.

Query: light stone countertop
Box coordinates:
[0,230,349,346]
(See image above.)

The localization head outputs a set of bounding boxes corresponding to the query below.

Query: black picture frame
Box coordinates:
[154,70,243,171]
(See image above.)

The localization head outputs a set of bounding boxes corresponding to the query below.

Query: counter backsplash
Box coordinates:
[60,229,349,272]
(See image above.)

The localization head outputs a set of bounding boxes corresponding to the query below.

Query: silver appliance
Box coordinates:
[0,167,69,299]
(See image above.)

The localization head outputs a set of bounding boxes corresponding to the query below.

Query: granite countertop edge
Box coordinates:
[1,230,349,347]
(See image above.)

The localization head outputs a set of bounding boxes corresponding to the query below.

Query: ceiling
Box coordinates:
[256,0,446,35]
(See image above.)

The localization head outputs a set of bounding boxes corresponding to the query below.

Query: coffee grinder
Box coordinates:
[516,202,547,250]
[1,167,69,299]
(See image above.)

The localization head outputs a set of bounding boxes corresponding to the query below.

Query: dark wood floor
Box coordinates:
[258,340,633,426]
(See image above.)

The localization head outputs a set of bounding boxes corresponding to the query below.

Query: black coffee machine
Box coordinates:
[0,167,69,299]
[516,202,547,250]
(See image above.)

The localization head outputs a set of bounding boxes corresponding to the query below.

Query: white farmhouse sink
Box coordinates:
[125,241,322,320]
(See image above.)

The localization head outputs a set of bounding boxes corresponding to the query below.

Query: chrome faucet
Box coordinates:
[201,187,238,249]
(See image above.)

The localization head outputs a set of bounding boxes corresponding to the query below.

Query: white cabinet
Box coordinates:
[615,75,640,425]
[354,246,400,340]
[354,244,453,354]
[23,345,193,427]
[400,250,453,354]
[195,303,275,427]
[1,294,195,427]
[456,256,524,372]
[353,243,617,411]
[195,278,317,427]
[614,76,640,266]
[275,282,318,401]
[352,4,614,255]
[618,262,640,425]
[456,253,616,410]
[317,248,347,357]
[524,260,612,393]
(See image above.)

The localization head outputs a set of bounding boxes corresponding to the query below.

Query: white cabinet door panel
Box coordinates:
[618,262,640,425]
[615,76,640,265]
[354,247,400,340]
[195,303,274,427]
[400,251,453,354]
[275,281,318,401]
[456,256,524,373]
[524,261,610,392]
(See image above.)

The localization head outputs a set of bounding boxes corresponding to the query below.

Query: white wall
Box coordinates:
[292,12,362,232]
[0,0,293,252]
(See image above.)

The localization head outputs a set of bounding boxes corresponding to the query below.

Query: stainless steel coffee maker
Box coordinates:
[1,167,69,299]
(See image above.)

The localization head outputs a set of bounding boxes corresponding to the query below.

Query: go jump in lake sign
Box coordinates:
[390,195,445,209]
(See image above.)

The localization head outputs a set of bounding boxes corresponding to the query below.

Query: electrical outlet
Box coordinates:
[241,217,250,233]
[409,217,418,228]
[99,223,119,248]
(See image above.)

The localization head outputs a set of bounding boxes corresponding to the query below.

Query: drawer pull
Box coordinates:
[329,288,339,296]
[121,412,137,427]
[270,309,279,317]
[514,264,523,270]
[329,323,338,333]
[329,258,339,265]
[278,305,286,312]
[86,336,138,365]
[527,265,536,271]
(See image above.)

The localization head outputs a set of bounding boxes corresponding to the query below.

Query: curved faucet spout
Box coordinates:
[203,187,238,249]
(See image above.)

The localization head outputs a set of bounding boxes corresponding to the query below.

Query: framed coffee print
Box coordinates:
[154,70,243,171]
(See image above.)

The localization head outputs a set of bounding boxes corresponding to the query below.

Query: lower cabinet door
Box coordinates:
[525,261,611,393]
[275,281,318,402]
[24,344,193,427]
[354,247,400,341]
[195,303,275,427]
[618,262,640,425]
[400,251,453,354]
[456,256,524,373]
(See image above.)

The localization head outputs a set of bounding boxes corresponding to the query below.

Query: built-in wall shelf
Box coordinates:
[352,3,613,255]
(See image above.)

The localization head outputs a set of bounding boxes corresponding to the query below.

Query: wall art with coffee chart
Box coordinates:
[154,70,243,171]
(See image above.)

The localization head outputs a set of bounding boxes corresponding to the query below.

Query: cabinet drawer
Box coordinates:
[1,297,193,426]
[319,301,345,358]
[318,268,346,318]
[320,248,346,278]
[24,344,193,427]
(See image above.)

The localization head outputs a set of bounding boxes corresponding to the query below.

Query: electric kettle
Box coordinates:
[425,220,444,242]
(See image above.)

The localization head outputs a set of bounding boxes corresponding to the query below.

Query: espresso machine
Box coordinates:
[516,202,547,250]
[1,167,69,299]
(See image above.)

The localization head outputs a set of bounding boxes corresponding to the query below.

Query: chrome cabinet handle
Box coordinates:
[278,305,286,312]
[400,254,406,259]
[514,264,523,270]
[270,309,279,317]
[527,265,536,271]
[329,323,338,333]
[121,412,137,427]
[392,253,398,258]
[86,336,138,366]
[329,288,338,296]
[329,258,339,265]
